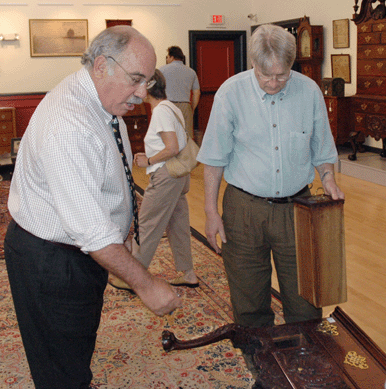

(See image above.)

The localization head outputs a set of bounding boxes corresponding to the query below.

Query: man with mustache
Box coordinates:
[4,26,181,389]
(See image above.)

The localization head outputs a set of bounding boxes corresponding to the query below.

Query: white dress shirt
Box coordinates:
[8,67,134,253]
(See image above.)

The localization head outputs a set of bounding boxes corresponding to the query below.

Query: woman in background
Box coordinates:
[109,69,198,290]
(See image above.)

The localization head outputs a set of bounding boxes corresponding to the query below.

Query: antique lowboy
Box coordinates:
[349,0,386,160]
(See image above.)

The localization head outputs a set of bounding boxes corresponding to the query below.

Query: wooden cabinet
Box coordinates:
[350,0,386,160]
[122,103,149,154]
[0,107,16,155]
[324,96,352,145]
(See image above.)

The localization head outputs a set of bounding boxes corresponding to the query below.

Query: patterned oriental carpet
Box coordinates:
[0,181,284,389]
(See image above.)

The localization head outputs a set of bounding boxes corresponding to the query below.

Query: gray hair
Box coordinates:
[81,26,140,69]
[249,24,296,73]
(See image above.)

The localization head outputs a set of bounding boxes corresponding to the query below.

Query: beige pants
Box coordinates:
[173,102,193,138]
[132,164,193,271]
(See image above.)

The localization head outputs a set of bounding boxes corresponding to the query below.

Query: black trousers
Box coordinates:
[4,220,108,389]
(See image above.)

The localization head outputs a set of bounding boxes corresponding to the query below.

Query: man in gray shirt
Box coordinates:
[159,46,200,138]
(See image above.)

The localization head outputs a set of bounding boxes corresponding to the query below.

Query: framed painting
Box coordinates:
[333,19,350,49]
[331,54,351,83]
[29,19,88,57]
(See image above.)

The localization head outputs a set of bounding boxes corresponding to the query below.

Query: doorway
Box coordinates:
[189,30,247,139]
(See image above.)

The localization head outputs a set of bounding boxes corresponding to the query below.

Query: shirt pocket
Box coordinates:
[289,131,311,166]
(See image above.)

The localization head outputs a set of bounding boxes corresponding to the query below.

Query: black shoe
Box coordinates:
[108,281,136,295]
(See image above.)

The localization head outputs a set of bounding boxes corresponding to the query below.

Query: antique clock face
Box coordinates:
[300,30,311,58]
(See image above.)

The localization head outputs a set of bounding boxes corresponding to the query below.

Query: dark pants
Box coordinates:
[222,184,322,328]
[4,220,108,389]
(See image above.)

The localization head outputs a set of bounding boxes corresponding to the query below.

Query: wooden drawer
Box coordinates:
[358,32,382,45]
[357,59,386,77]
[354,112,386,140]
[358,20,386,33]
[357,76,386,95]
[358,44,386,59]
[0,133,14,146]
[352,97,386,114]
[0,121,14,134]
[0,110,13,121]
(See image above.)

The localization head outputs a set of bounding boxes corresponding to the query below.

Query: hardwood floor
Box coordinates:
[132,163,386,353]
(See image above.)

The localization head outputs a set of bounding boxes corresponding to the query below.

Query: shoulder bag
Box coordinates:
[164,105,200,178]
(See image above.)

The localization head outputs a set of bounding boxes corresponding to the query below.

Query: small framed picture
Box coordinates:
[331,54,351,83]
[29,19,88,57]
[11,138,22,157]
[333,19,350,49]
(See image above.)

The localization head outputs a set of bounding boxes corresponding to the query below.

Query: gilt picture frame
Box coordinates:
[331,54,351,83]
[29,19,88,57]
[333,19,350,49]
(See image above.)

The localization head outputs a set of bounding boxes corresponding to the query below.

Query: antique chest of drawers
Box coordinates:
[0,107,16,156]
[350,1,386,160]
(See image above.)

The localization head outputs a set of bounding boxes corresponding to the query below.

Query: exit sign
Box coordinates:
[211,15,225,25]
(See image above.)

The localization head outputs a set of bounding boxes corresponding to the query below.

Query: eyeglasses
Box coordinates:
[256,69,291,83]
[106,56,156,90]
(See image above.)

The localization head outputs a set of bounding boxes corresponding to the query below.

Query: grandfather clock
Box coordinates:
[297,16,324,86]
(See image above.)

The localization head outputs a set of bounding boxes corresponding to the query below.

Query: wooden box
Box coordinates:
[321,77,345,97]
[293,195,347,308]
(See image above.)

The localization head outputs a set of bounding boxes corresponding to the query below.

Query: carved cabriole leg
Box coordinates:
[348,131,360,161]
[162,323,263,354]
[162,324,240,352]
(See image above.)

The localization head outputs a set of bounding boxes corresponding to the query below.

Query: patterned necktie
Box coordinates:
[111,115,140,245]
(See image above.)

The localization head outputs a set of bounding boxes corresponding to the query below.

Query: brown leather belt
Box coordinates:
[15,221,82,253]
[231,185,308,204]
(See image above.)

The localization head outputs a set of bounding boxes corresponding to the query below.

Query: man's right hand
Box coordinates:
[205,212,226,254]
[137,276,182,316]
[90,244,182,317]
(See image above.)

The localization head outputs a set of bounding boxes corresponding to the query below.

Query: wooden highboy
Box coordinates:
[349,0,386,160]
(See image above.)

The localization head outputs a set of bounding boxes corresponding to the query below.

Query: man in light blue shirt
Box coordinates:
[197,25,344,332]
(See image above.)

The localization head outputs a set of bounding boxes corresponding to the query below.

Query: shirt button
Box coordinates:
[273,124,277,128]
[275,146,279,150]
[276,169,280,173]
[276,191,280,195]
[271,101,275,105]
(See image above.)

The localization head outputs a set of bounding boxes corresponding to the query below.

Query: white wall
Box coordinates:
[252,0,381,148]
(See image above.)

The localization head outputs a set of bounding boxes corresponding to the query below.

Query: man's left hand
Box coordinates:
[322,173,345,200]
